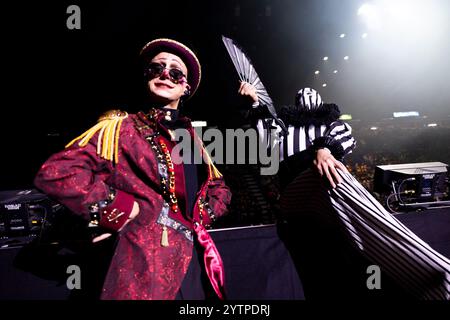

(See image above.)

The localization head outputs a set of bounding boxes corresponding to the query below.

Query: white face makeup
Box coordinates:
[147,52,190,109]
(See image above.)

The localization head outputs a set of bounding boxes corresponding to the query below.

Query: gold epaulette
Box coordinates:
[65,110,128,164]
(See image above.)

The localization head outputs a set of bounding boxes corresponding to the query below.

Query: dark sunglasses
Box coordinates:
[145,62,186,84]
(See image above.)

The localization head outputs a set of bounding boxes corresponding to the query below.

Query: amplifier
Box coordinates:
[0,189,62,246]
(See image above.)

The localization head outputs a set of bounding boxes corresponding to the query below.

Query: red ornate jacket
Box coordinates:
[34,108,231,299]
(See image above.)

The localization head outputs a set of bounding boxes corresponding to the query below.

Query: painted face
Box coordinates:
[147,52,190,109]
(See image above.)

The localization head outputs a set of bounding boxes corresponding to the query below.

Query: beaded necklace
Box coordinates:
[158,139,179,213]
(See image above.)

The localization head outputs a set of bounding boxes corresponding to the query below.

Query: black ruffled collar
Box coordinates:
[279,103,341,126]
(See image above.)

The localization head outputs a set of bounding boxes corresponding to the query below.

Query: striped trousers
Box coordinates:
[280,168,450,300]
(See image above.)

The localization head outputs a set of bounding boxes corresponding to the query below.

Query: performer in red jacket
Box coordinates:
[34,38,231,300]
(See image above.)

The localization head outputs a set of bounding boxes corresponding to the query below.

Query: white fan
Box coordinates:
[222,35,287,134]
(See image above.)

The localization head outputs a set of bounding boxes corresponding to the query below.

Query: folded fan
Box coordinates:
[222,35,287,134]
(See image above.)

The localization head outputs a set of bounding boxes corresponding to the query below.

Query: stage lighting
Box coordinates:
[358,3,381,30]
[393,111,419,118]
[358,3,375,16]
[339,114,352,120]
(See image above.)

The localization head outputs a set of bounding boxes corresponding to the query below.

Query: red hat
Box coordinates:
[140,38,201,98]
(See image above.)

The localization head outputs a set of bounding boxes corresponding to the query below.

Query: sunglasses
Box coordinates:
[145,62,187,84]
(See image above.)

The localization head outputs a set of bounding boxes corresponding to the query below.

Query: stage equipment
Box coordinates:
[0,189,64,246]
[374,162,449,213]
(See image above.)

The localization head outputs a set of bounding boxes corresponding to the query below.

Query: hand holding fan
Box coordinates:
[222,35,287,134]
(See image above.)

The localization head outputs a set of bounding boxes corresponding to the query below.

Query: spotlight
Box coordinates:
[322,83,327,87]
[323,56,329,61]
[358,3,375,16]
[340,33,346,38]
[344,56,349,60]
[314,70,320,75]
[357,3,381,30]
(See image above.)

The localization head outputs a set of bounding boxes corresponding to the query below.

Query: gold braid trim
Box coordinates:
[201,142,223,180]
[192,131,222,180]
[65,110,128,164]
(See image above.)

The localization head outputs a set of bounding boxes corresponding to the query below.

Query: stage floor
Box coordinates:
[1,207,449,300]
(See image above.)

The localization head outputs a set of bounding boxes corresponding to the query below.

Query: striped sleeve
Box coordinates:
[256,118,285,161]
[313,120,356,160]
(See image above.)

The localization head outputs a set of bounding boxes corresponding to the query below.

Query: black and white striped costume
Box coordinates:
[256,118,356,162]
[253,87,355,162]
[250,87,449,299]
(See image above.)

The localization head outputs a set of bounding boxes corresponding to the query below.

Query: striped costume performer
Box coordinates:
[253,88,450,299]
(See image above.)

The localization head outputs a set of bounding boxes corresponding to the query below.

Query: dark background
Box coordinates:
[2,0,450,190]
